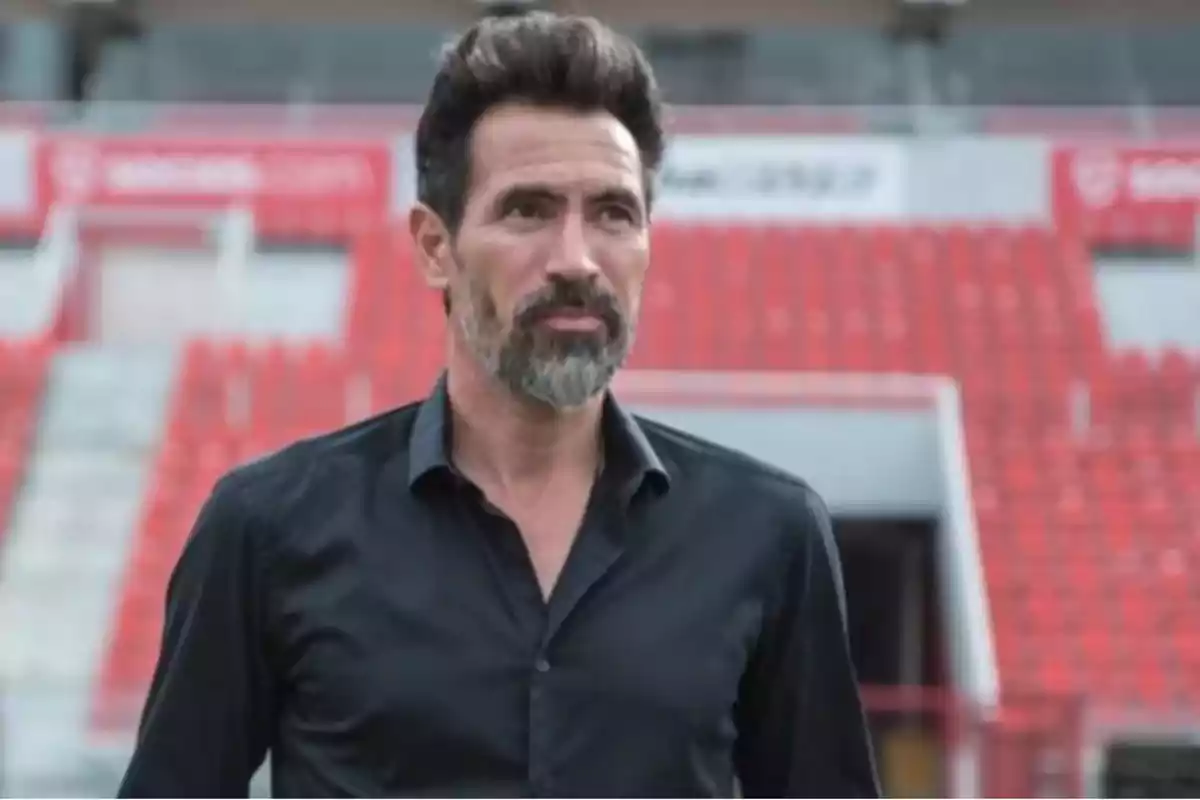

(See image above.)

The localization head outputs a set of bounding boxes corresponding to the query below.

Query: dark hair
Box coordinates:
[415,12,666,233]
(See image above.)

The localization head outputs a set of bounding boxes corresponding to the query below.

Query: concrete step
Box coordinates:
[0,342,178,784]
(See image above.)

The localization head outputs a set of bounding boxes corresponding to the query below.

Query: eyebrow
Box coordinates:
[590,188,643,211]
[493,184,644,212]
[493,185,564,212]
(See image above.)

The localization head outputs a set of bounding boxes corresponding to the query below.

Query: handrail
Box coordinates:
[30,203,80,338]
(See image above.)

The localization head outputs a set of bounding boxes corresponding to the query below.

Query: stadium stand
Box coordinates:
[89,221,1200,746]
[5,0,1200,795]
[0,337,50,541]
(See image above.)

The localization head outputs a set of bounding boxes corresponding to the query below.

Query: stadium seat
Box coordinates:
[0,337,51,543]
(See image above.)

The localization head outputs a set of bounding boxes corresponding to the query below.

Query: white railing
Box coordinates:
[214,205,256,339]
[930,378,997,800]
[613,368,949,405]
[29,202,80,337]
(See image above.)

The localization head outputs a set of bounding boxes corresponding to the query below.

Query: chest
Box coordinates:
[493,484,592,600]
[273,500,775,763]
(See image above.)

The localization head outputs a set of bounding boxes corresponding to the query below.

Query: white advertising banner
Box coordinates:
[0,129,35,217]
[390,134,416,217]
[655,136,908,222]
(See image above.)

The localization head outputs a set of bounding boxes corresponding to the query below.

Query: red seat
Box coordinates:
[0,337,51,542]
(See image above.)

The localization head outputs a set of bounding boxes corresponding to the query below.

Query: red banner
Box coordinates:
[1052,145,1200,246]
[38,136,391,222]
[1054,145,1200,220]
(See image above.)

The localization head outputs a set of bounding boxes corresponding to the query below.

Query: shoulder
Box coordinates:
[198,401,423,553]
[635,414,832,554]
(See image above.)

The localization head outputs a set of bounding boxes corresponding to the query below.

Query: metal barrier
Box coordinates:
[863,684,1087,798]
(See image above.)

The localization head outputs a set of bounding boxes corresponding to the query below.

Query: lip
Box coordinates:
[538,313,604,331]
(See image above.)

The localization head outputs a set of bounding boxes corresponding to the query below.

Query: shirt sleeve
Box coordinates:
[117,475,277,798]
[734,484,881,798]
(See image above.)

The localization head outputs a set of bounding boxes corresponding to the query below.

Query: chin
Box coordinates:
[511,357,617,409]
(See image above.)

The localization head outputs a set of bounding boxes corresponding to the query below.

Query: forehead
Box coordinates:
[467,103,644,199]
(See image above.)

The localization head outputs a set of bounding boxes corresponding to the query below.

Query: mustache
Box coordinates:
[514,279,622,330]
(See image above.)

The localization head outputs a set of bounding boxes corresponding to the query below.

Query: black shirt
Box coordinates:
[117,377,880,798]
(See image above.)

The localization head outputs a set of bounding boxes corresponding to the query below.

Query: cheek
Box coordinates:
[447,260,493,328]
[484,248,548,313]
[459,248,531,325]
[607,247,650,309]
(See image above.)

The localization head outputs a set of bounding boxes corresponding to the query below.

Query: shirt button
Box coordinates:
[534,658,551,673]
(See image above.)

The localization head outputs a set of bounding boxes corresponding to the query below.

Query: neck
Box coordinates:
[445,336,604,491]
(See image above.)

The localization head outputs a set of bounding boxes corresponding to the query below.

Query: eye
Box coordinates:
[503,196,552,220]
[597,203,637,226]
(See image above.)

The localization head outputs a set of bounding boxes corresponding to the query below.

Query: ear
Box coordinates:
[409,203,452,291]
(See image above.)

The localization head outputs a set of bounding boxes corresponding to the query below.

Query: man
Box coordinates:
[117,12,880,798]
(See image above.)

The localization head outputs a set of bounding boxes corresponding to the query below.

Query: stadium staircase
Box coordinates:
[89,338,363,730]
[87,220,1200,788]
[0,345,175,777]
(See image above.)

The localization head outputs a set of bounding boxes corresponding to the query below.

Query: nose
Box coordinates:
[544,212,601,280]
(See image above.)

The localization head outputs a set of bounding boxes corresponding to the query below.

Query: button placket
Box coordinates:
[528,648,555,794]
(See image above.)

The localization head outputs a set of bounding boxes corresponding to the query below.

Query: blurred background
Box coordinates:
[0,0,1198,796]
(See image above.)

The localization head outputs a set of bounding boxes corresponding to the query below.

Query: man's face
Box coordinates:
[444,103,650,409]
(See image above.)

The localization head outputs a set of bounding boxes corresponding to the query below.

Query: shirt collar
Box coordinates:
[407,373,670,498]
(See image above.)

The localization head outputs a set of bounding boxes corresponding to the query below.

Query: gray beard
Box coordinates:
[499,347,622,409]
[459,311,629,410]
